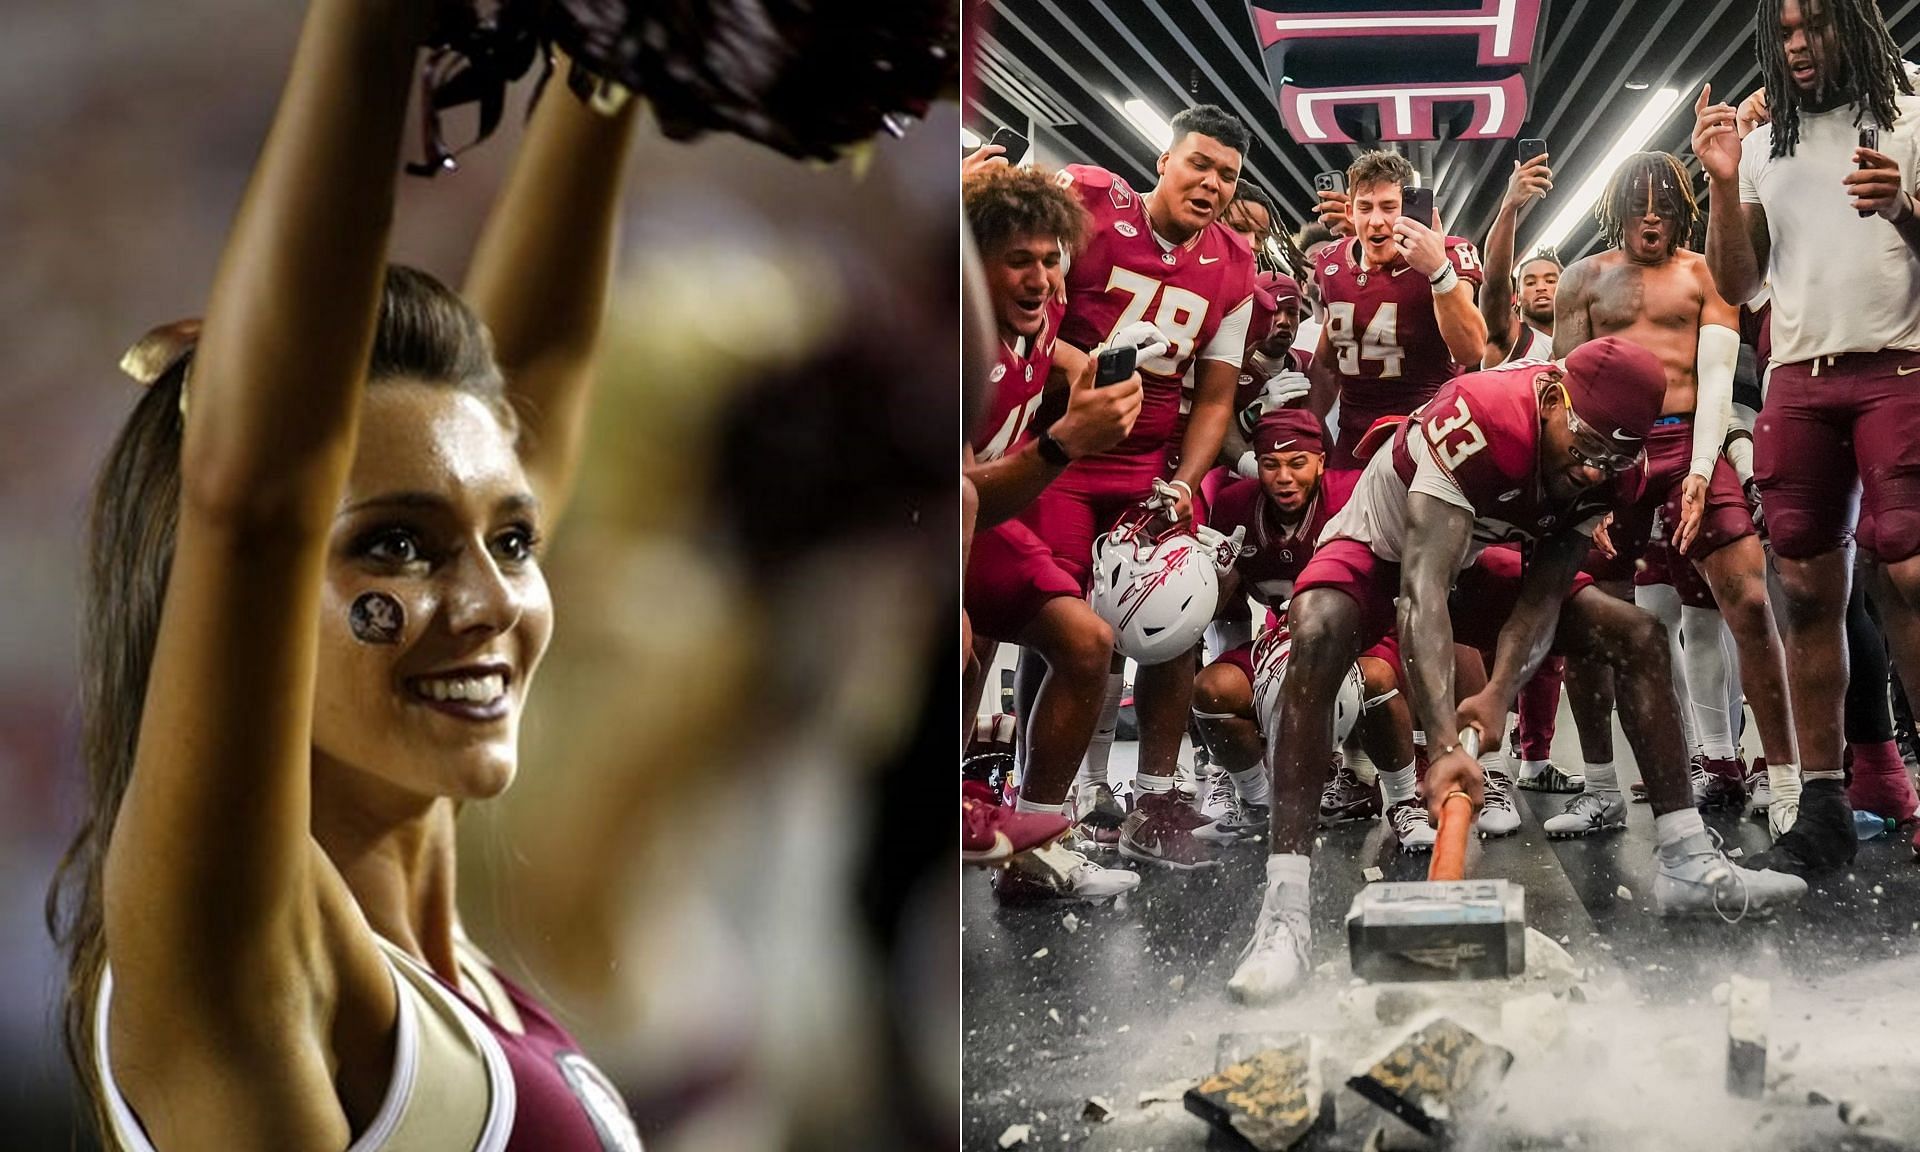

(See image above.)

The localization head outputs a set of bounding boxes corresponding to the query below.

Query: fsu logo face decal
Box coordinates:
[349,591,404,645]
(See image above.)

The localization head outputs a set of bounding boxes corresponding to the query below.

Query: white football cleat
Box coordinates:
[1542,790,1627,839]
[1476,770,1521,838]
[1654,845,1806,919]
[1228,880,1313,1004]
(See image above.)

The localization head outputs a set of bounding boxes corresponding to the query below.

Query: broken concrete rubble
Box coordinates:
[1348,1017,1514,1137]
[1185,1034,1324,1151]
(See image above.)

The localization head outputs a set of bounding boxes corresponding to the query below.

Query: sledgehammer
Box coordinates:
[1346,730,1527,981]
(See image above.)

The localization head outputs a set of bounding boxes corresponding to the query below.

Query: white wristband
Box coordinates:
[1167,479,1193,499]
[1429,264,1461,295]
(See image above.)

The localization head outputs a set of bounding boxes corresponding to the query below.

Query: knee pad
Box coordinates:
[1764,505,1850,561]
[1866,499,1920,560]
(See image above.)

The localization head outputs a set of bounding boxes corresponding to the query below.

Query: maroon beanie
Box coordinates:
[1560,336,1665,454]
[1252,407,1325,457]
[1254,271,1300,312]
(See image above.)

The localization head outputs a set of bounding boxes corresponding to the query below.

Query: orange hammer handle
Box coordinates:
[1428,791,1474,881]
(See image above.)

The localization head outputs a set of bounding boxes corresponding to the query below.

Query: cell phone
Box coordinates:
[1518,137,1548,163]
[1402,185,1435,226]
[987,125,1029,163]
[1859,126,1879,217]
[1095,344,1137,386]
[1314,170,1347,194]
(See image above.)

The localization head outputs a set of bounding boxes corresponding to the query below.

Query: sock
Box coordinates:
[1135,772,1176,795]
[1072,672,1125,794]
[1681,606,1737,759]
[1230,764,1272,806]
[1381,762,1418,806]
[1636,583,1701,753]
[1265,852,1312,905]
[1802,769,1841,783]
[1654,807,1710,863]
[1853,740,1905,776]
[1479,720,1509,780]
[1719,615,1745,748]
[1521,758,1551,778]
[1584,760,1620,794]
[1015,796,1065,817]
[1345,741,1380,785]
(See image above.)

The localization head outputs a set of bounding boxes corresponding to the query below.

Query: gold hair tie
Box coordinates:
[118,318,200,417]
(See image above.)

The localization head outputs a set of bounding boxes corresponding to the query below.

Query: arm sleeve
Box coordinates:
[1200,296,1254,364]
[1691,323,1740,479]
[1724,401,1758,485]
[1405,426,1474,512]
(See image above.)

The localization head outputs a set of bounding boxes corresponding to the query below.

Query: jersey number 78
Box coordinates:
[1101,267,1209,376]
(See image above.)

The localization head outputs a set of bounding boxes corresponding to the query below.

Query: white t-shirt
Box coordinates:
[1508,325,1553,363]
[1295,315,1323,364]
[1201,296,1254,363]
[1321,420,1601,565]
[1320,429,1476,566]
[1739,94,1920,362]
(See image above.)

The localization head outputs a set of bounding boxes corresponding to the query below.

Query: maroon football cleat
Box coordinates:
[1118,790,1221,870]
[963,781,1068,865]
[1697,756,1747,812]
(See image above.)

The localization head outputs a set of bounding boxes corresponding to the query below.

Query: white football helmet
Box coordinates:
[1250,616,1365,743]
[1088,505,1221,665]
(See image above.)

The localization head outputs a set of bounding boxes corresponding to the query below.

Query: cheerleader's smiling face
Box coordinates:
[313,380,553,803]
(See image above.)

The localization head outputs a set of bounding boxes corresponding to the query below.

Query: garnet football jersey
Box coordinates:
[1322,362,1643,567]
[1313,235,1485,422]
[1207,476,1336,606]
[1056,164,1256,455]
[972,294,1067,461]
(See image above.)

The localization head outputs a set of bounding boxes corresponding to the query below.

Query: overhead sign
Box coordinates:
[1280,74,1527,142]
[1248,0,1544,144]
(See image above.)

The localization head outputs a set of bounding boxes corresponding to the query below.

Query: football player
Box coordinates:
[1551,151,1800,837]
[1015,105,1258,869]
[1228,338,1807,1003]
[962,165,1147,900]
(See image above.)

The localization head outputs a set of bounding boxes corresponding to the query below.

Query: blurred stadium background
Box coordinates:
[0,3,958,1149]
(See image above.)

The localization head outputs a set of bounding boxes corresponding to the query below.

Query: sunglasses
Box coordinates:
[1563,406,1642,474]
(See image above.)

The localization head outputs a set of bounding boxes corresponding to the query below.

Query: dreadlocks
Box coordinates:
[1225,183,1303,275]
[1596,152,1699,253]
[1757,0,1912,157]
[1224,183,1277,250]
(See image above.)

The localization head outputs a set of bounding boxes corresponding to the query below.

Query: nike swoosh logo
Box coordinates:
[1198,255,1219,264]
[1611,430,1644,442]
[1898,365,1920,375]
[1392,265,1410,276]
